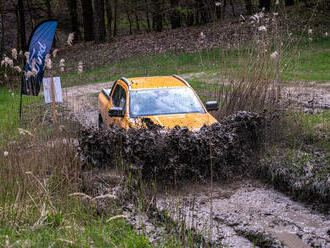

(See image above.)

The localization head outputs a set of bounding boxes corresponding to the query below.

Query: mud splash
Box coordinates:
[78,109,329,205]
[78,111,265,181]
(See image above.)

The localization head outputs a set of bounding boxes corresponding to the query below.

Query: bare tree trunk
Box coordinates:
[207,0,217,22]
[229,0,236,16]
[185,1,194,26]
[0,0,4,58]
[26,0,35,29]
[105,0,113,39]
[16,5,20,49]
[98,0,106,42]
[144,0,151,32]
[151,0,163,32]
[17,0,26,50]
[222,0,227,20]
[134,10,140,32]
[81,0,95,41]
[44,0,52,19]
[94,0,99,41]
[44,0,57,47]
[244,0,253,15]
[126,9,132,35]
[214,1,222,20]
[196,0,210,24]
[113,0,118,37]
[66,0,81,41]
[170,0,181,29]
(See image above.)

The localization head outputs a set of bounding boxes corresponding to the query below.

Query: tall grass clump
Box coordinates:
[0,132,81,226]
[0,99,83,228]
[214,11,282,119]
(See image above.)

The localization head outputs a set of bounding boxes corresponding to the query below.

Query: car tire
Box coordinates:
[98,113,106,129]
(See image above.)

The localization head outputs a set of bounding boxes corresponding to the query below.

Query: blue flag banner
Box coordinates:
[22,20,58,96]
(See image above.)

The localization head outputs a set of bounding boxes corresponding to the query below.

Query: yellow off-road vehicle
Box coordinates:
[98,75,219,130]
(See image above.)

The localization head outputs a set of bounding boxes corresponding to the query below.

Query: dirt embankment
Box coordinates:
[54,20,252,74]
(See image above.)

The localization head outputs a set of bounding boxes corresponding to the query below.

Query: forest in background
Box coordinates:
[0,0,318,54]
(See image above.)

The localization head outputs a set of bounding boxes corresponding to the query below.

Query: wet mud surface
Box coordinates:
[64,79,330,247]
[281,86,330,112]
[157,180,330,248]
[82,168,330,248]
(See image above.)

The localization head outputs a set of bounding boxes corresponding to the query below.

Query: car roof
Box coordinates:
[124,76,189,90]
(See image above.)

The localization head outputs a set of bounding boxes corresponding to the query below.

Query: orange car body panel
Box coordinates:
[129,76,187,89]
[98,80,130,129]
[98,76,218,130]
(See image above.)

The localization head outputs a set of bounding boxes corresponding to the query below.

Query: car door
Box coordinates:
[106,82,128,128]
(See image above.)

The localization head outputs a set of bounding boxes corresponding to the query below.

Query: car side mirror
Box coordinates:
[205,101,219,111]
[109,107,124,117]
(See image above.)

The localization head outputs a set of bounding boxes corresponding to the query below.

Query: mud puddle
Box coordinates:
[156,180,330,247]
[281,86,330,112]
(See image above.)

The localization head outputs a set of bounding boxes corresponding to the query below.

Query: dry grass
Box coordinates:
[210,11,283,119]
[0,109,152,246]
[0,126,81,227]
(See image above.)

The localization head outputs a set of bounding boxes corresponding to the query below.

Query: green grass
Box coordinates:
[0,216,150,247]
[282,38,330,82]
[301,110,330,149]
[61,38,330,87]
[61,48,225,87]
[285,110,330,150]
[0,88,43,142]
[303,110,330,126]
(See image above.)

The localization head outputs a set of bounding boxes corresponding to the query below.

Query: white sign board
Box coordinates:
[43,77,63,103]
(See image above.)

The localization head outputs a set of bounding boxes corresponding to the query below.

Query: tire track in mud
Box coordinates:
[157,180,330,247]
[64,79,330,248]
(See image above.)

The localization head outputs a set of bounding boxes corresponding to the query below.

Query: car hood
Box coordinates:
[133,113,218,130]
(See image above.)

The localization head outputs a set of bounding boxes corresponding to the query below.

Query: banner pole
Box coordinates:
[50,75,57,123]
[19,75,24,120]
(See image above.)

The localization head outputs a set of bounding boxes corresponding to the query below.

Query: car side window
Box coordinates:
[111,84,126,110]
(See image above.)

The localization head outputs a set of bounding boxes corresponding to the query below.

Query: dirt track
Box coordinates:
[158,180,330,247]
[64,79,330,248]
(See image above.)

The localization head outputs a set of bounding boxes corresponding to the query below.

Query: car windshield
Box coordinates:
[129,87,205,117]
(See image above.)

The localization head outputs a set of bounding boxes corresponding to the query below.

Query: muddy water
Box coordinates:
[281,86,330,112]
[156,180,330,247]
